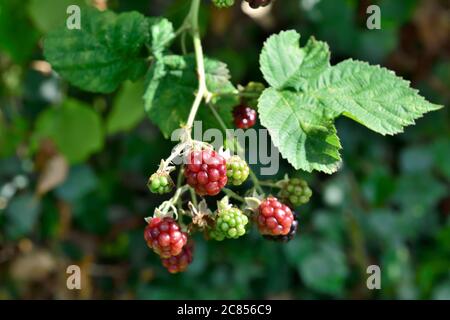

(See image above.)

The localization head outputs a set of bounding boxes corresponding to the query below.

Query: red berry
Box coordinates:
[161,244,193,274]
[233,104,257,129]
[144,217,188,258]
[264,212,298,242]
[256,197,294,236]
[184,149,227,196]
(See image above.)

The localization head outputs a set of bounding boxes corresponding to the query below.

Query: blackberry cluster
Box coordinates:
[226,156,250,186]
[279,178,312,206]
[185,149,228,196]
[210,207,249,241]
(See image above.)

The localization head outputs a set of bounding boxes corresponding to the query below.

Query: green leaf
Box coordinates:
[44,8,150,93]
[27,0,86,33]
[258,88,341,173]
[148,17,175,55]
[33,99,103,163]
[5,193,41,239]
[144,55,237,138]
[298,241,349,296]
[258,30,443,173]
[106,80,146,135]
[55,165,98,202]
[308,59,443,135]
[0,1,39,63]
[260,30,330,91]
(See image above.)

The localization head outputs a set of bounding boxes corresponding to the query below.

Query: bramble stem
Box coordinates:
[258,181,281,189]
[185,0,211,130]
[222,188,245,202]
[189,187,198,207]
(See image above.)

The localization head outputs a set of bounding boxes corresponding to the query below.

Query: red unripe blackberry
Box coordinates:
[161,244,193,274]
[256,197,294,236]
[144,217,188,258]
[184,149,227,196]
[233,104,257,129]
[264,212,298,242]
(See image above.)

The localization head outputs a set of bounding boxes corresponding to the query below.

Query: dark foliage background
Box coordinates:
[0,0,449,299]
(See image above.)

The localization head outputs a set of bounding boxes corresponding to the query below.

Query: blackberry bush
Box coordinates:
[42,0,442,275]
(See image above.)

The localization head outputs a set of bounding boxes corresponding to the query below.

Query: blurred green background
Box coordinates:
[0,0,449,299]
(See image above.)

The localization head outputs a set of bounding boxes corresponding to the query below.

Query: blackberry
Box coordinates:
[161,244,193,274]
[264,213,298,242]
[210,207,249,240]
[279,178,312,206]
[256,197,294,236]
[233,104,257,129]
[245,0,272,9]
[226,155,250,186]
[184,149,228,196]
[148,174,173,194]
[212,0,235,8]
[144,217,188,258]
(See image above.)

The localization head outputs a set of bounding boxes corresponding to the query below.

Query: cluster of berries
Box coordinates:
[144,84,311,274]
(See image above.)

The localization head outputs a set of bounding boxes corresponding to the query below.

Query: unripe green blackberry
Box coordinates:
[148,174,173,195]
[226,156,249,186]
[212,0,235,8]
[210,207,249,241]
[279,178,312,206]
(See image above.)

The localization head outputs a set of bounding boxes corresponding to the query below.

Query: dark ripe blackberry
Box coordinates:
[246,0,272,9]
[233,104,257,129]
